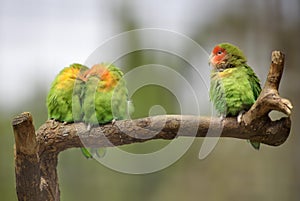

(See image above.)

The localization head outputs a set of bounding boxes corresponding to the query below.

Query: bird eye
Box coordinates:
[217,50,223,55]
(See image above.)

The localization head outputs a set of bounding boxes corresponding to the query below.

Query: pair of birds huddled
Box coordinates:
[47,43,261,158]
[47,63,132,158]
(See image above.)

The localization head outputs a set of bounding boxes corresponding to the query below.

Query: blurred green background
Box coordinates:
[1,0,299,200]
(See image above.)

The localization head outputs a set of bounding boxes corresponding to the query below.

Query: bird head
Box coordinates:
[209,43,247,71]
[209,45,228,70]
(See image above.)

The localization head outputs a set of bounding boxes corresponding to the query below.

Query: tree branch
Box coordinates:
[12,51,292,201]
[242,51,293,125]
[13,112,60,201]
[37,115,291,152]
[13,112,40,201]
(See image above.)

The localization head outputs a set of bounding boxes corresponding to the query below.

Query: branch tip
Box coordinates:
[271,51,285,65]
[12,112,33,127]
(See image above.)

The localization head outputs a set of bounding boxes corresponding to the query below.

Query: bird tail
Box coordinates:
[80,147,107,159]
[80,147,93,159]
[248,140,260,150]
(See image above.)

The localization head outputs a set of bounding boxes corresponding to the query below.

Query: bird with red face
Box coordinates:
[209,43,261,149]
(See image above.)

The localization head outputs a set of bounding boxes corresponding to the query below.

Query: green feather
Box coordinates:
[209,43,261,150]
[46,63,88,122]
[248,140,260,150]
[47,63,133,158]
[82,63,130,125]
[80,147,93,158]
[210,65,260,116]
[219,43,247,64]
[81,63,132,159]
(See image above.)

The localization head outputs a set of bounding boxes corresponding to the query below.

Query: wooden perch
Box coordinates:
[242,51,292,125]
[12,51,292,201]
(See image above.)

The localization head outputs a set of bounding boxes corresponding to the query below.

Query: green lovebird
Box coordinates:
[81,63,132,158]
[46,63,88,123]
[209,43,261,150]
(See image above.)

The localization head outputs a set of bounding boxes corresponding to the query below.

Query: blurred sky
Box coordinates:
[0,0,207,111]
[0,0,299,112]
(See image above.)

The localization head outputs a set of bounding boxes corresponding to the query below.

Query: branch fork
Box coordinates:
[242,51,292,125]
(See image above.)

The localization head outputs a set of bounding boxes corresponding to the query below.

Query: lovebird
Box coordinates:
[46,63,88,123]
[81,63,133,158]
[47,63,132,158]
[208,43,261,150]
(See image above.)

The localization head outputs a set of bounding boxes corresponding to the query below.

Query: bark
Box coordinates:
[242,51,292,124]
[12,51,292,201]
[13,113,40,201]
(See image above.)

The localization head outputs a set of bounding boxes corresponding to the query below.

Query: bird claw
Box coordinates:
[219,114,226,124]
[50,119,56,127]
[237,111,245,124]
[112,119,117,126]
[86,123,91,131]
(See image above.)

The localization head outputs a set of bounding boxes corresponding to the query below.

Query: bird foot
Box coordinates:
[86,123,91,131]
[220,114,226,121]
[49,119,56,127]
[219,114,226,125]
[237,110,245,124]
[112,119,117,126]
